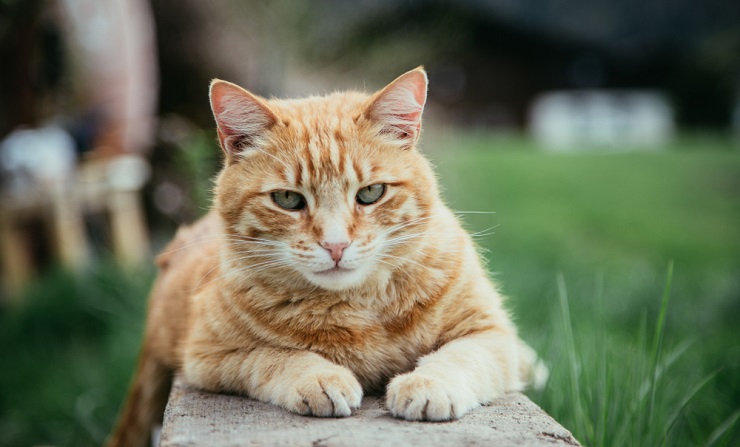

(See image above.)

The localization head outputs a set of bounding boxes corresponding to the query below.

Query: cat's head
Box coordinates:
[210,68,440,291]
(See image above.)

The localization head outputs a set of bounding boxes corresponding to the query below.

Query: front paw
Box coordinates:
[282,366,363,417]
[386,373,478,421]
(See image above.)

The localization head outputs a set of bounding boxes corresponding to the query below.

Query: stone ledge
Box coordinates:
[160,375,580,447]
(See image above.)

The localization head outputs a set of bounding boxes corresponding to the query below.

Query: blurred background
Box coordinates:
[0,1,738,446]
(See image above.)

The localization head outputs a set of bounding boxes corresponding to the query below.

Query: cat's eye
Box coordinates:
[356,184,386,205]
[271,190,306,211]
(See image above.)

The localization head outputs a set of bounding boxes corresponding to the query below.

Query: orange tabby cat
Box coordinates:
[107,67,544,447]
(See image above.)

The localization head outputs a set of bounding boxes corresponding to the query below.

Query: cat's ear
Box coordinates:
[365,67,428,149]
[209,80,278,163]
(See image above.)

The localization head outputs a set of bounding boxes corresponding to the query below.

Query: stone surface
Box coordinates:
[160,375,580,447]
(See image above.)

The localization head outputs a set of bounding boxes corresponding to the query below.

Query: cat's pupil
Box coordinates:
[272,190,305,211]
[356,184,386,205]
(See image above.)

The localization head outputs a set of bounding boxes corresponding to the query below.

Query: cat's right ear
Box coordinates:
[209,80,278,164]
[364,67,428,149]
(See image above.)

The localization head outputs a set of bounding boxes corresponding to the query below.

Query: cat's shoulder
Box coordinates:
[156,211,222,270]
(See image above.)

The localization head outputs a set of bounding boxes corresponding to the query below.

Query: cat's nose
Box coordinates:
[321,241,350,263]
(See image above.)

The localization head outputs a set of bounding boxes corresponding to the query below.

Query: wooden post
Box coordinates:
[110,189,149,265]
[106,154,151,265]
[51,183,89,269]
[0,211,33,298]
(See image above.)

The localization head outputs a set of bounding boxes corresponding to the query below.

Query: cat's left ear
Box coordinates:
[209,79,279,164]
[365,67,428,149]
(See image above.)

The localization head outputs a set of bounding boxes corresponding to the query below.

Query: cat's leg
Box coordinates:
[386,331,522,421]
[183,344,363,417]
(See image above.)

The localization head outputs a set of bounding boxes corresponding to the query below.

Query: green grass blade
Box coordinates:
[556,273,592,443]
[634,310,649,445]
[648,261,674,426]
[595,271,609,447]
[662,371,718,445]
[704,409,740,447]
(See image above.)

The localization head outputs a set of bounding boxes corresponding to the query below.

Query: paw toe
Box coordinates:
[386,373,470,421]
[293,369,363,418]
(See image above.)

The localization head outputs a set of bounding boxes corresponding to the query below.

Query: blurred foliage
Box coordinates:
[173,131,221,215]
[144,124,221,228]
[672,30,740,127]
[137,1,740,131]
[248,1,740,128]
[0,264,153,447]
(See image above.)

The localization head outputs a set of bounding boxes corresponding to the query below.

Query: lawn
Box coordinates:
[0,133,738,446]
[427,132,740,446]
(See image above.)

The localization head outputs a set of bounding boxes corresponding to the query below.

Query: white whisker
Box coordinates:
[191,263,223,291]
[384,222,447,247]
[224,237,286,247]
[191,258,291,291]
[158,235,225,256]
[470,225,499,238]
[383,216,434,235]
[223,253,280,264]
[248,260,293,274]
[380,253,438,274]
[376,258,398,269]
[225,248,284,255]
[159,233,287,258]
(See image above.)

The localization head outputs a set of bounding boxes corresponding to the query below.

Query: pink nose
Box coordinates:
[321,241,350,263]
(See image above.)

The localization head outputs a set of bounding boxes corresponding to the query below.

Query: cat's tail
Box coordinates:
[518,339,549,391]
[106,343,173,447]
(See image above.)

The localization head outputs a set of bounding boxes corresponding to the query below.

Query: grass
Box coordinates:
[0,265,152,446]
[426,132,740,446]
[1,133,738,446]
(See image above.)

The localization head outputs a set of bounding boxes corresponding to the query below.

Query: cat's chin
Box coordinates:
[304,266,368,291]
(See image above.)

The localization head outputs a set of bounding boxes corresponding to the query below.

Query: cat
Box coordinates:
[107,67,545,447]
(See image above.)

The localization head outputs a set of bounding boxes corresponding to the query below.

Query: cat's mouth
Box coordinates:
[314,266,355,276]
[305,265,366,290]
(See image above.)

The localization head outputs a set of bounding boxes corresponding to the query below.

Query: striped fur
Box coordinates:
[107,68,543,446]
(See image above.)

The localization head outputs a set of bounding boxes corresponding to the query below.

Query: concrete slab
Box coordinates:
[160,375,580,446]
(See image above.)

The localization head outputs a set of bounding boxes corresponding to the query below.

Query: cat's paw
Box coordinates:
[386,373,478,421]
[282,366,363,417]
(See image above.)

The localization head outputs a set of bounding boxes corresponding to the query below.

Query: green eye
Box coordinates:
[356,184,386,205]
[271,190,306,210]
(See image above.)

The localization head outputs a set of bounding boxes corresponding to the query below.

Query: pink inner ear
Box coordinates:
[210,83,229,115]
[405,71,428,107]
[368,69,428,143]
[209,81,277,157]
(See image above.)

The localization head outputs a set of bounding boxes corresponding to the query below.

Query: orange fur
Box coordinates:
[107,68,543,447]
